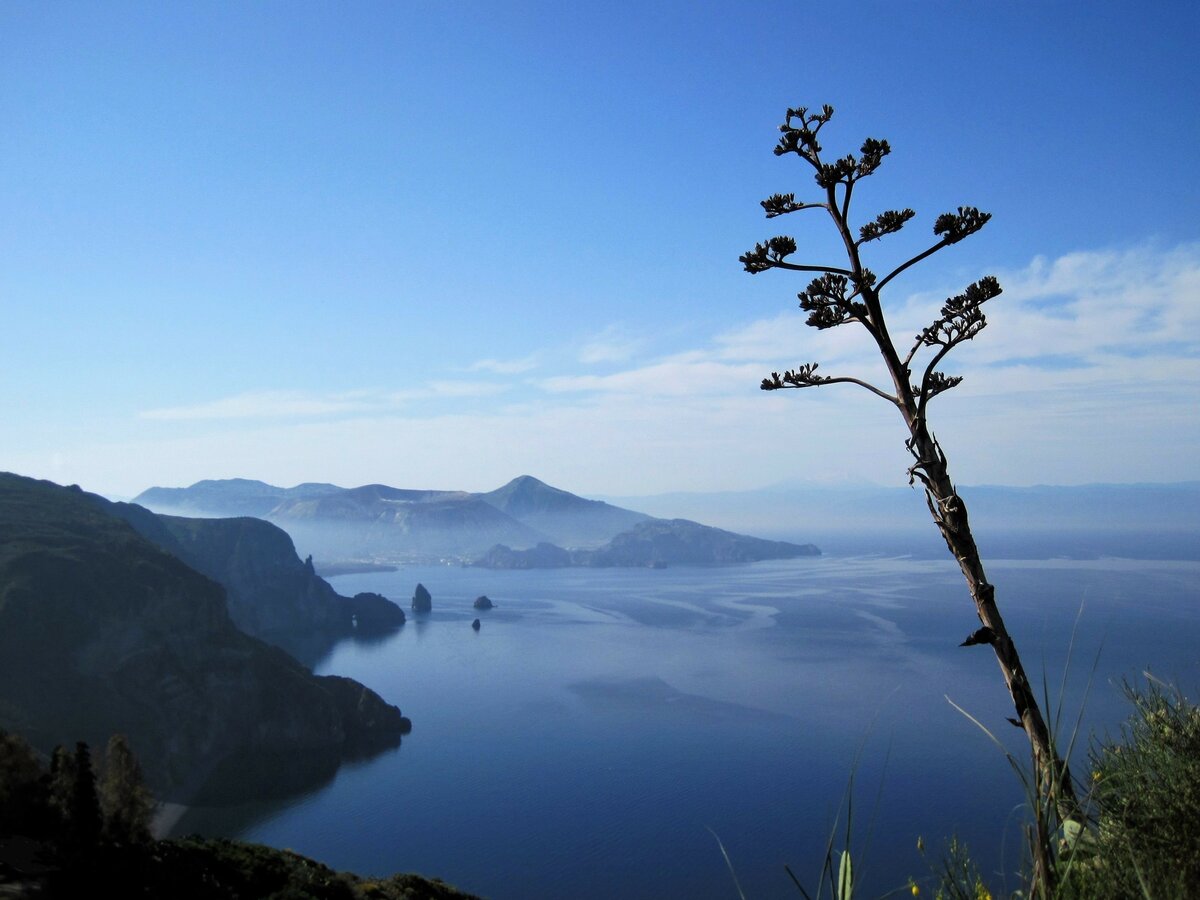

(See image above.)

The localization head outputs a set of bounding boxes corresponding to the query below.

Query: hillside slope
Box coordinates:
[0,473,409,801]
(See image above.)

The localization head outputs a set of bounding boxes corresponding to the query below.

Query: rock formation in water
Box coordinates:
[472,595,494,610]
[344,591,407,631]
[411,583,432,612]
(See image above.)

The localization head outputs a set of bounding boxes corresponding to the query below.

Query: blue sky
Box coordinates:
[2,1,1198,498]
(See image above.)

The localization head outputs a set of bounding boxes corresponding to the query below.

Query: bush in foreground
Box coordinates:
[1058,679,1200,899]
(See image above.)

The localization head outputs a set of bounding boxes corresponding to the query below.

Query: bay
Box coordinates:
[173,539,1200,899]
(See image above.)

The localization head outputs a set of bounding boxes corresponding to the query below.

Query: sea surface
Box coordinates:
[173,531,1200,899]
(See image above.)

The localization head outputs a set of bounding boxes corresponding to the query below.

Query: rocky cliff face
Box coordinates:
[0,473,409,801]
[96,498,406,663]
[151,515,348,636]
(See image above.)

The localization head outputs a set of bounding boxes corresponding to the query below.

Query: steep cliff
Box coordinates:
[0,473,408,801]
[95,498,405,661]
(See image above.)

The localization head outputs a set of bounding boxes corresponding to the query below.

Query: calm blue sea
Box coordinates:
[172,533,1200,899]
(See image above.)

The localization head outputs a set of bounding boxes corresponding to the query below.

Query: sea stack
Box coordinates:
[411,583,432,613]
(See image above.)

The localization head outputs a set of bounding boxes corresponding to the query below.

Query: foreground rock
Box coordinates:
[0,473,409,801]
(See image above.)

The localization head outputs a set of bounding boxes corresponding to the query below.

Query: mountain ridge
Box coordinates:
[133,475,819,566]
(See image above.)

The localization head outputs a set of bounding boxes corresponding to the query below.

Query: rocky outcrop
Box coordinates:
[472,595,494,610]
[411,583,432,613]
[95,498,405,662]
[471,618,481,631]
[343,592,407,632]
[148,516,347,636]
[0,473,409,801]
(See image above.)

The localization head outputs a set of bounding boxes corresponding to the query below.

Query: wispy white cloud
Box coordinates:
[74,243,1199,496]
[712,242,1200,397]
[141,380,512,422]
[534,244,1200,422]
[140,390,382,421]
[423,380,510,398]
[578,326,646,365]
[469,355,539,375]
[540,357,762,397]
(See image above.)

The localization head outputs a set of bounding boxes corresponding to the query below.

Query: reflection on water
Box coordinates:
[172,547,1200,899]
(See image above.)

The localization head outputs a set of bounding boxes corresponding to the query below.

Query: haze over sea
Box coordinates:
[173,527,1200,899]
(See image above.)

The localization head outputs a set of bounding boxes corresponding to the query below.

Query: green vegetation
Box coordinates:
[1056,679,1200,899]
[894,679,1200,900]
[754,679,1199,899]
[0,729,478,899]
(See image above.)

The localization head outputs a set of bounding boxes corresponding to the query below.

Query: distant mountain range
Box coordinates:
[134,475,820,567]
[599,481,1200,559]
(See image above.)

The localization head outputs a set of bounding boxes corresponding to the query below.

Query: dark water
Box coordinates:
[173,538,1200,899]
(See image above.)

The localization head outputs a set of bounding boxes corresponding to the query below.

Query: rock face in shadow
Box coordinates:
[344,591,407,631]
[472,595,494,610]
[0,472,408,802]
[95,498,405,663]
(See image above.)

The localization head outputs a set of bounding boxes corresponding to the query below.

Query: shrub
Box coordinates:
[1062,679,1200,898]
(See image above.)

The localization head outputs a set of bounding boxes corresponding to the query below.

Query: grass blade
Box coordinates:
[708,827,748,900]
